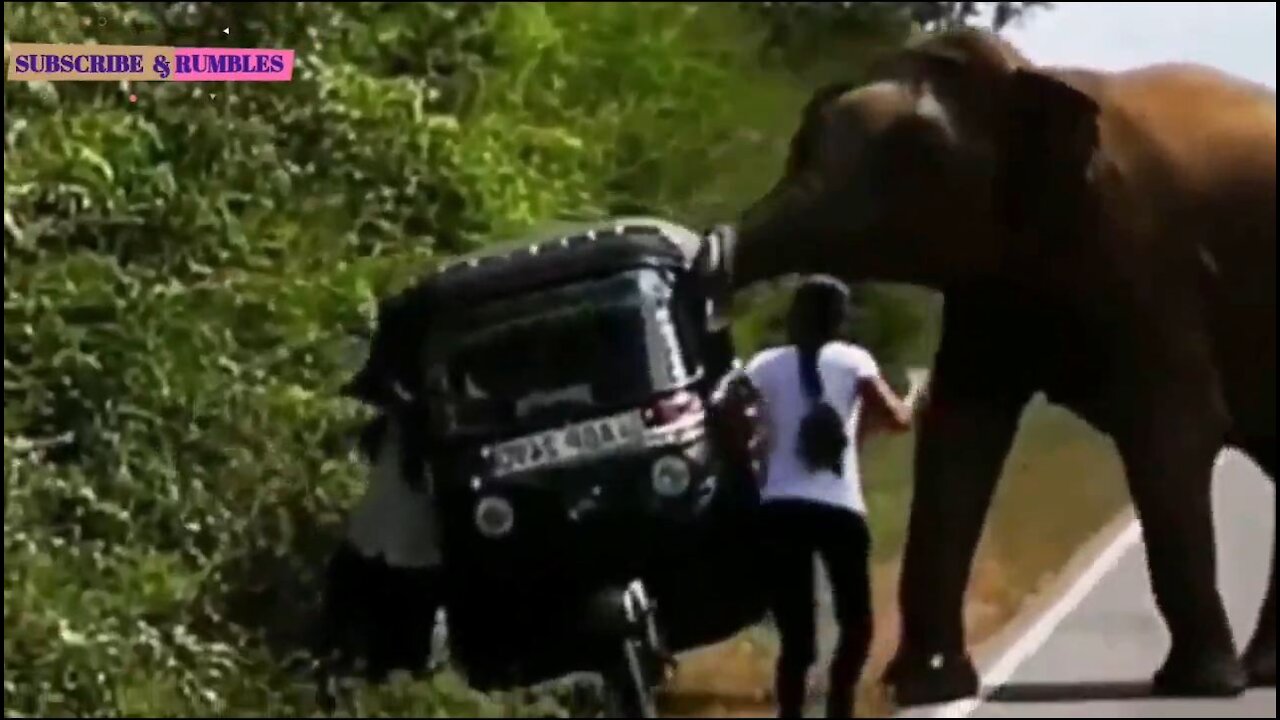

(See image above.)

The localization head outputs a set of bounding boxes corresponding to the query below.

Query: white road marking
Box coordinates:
[924,518,1145,718]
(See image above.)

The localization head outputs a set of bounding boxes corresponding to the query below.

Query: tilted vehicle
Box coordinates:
[322,218,766,716]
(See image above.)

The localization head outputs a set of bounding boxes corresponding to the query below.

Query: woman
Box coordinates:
[743,276,927,718]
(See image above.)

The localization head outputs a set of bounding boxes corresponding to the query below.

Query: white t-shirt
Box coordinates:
[347,417,443,569]
[745,341,882,515]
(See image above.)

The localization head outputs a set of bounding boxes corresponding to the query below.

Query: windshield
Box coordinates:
[425,268,697,434]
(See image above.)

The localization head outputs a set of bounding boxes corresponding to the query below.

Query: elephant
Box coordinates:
[719,27,1276,705]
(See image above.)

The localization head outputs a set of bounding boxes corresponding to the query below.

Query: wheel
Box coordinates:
[603,638,659,718]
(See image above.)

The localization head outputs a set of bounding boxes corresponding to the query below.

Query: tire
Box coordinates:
[603,638,658,718]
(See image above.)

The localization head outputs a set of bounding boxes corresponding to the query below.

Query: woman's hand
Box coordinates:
[904,368,931,411]
[857,367,931,437]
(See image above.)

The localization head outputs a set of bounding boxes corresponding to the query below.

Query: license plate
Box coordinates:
[488,411,645,477]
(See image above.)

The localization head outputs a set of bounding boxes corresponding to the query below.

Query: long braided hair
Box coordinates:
[788,276,852,475]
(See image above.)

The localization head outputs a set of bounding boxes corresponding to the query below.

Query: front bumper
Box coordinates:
[438,437,718,583]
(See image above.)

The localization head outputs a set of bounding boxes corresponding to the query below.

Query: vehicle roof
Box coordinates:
[417,216,706,308]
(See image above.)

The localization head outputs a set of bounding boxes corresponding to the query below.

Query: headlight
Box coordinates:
[651,456,691,498]
[475,496,515,539]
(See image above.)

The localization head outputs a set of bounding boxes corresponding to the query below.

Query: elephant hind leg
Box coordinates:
[1239,438,1276,687]
[1120,411,1246,697]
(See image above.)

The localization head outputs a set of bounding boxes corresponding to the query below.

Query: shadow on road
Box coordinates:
[986,680,1154,704]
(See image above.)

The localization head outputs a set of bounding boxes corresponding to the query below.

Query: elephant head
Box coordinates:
[725,28,1103,291]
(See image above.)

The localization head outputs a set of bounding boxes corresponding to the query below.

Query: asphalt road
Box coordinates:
[900,449,1276,719]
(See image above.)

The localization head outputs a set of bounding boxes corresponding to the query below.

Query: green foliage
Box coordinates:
[4,1,1042,716]
[741,1,1051,73]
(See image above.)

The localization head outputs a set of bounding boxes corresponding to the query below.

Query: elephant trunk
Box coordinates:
[725,177,830,291]
[723,172,940,292]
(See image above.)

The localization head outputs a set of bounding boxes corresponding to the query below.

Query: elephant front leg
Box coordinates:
[884,382,1030,706]
[1117,398,1247,697]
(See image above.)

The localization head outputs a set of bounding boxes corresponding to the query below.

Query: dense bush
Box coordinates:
[4,2,1038,716]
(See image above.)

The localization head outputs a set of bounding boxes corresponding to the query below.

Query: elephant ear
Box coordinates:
[999,68,1102,238]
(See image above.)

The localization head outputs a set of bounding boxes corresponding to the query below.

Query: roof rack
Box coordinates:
[416,217,706,307]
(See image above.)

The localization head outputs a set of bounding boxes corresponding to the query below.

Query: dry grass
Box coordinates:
[657,397,1128,717]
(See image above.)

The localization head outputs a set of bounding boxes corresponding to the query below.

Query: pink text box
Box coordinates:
[171,47,295,82]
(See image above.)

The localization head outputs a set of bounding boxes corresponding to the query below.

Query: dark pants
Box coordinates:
[763,500,874,718]
[315,541,442,683]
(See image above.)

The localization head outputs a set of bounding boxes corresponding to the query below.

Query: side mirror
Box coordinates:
[697,224,737,278]
[698,224,738,331]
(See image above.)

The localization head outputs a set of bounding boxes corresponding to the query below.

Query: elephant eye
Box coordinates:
[881,115,951,169]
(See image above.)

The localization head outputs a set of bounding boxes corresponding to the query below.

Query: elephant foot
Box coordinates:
[1152,649,1247,698]
[1244,646,1276,688]
[883,649,979,707]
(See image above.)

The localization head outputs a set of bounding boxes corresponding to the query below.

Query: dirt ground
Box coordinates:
[656,399,1127,718]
